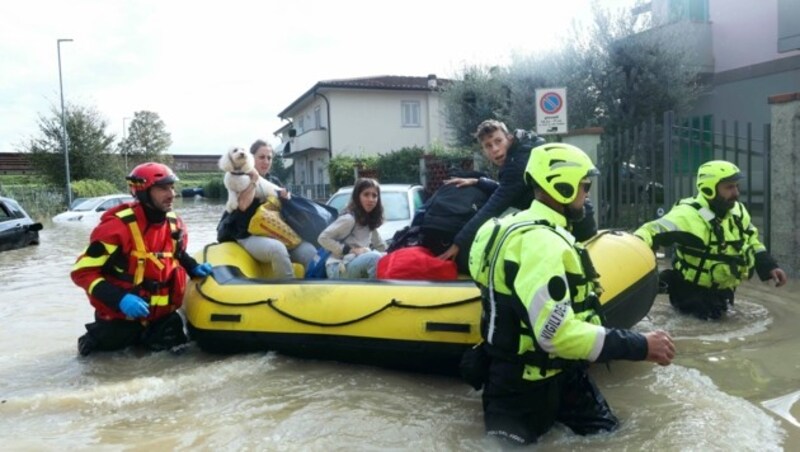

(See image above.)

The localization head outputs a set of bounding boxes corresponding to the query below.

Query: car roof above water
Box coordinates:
[71,194,133,210]
[331,184,421,193]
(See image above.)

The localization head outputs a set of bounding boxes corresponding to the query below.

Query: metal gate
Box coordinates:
[596,111,772,248]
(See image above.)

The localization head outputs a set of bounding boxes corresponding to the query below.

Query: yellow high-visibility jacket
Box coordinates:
[469,201,605,382]
[634,196,766,289]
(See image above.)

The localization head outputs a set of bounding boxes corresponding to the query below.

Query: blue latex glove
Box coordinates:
[191,262,213,277]
[119,293,150,318]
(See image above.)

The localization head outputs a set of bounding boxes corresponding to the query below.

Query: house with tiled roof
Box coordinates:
[273,74,454,196]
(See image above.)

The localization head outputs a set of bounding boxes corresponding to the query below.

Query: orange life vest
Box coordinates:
[75,204,188,320]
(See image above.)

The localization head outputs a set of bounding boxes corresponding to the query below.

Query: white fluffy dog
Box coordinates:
[218,147,280,212]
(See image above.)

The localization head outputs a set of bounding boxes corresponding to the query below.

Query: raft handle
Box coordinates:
[210,313,242,322]
[425,322,471,333]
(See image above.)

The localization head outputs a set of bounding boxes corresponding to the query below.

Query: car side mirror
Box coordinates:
[28,223,43,232]
[96,206,106,212]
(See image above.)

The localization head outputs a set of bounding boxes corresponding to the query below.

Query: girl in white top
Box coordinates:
[318,178,386,279]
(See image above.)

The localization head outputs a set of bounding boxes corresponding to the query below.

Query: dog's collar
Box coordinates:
[228,152,248,176]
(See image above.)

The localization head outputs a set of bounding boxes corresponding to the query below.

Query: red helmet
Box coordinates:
[126,162,178,197]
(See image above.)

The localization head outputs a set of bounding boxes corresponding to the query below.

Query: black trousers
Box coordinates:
[661,269,734,320]
[78,311,188,356]
[482,361,618,445]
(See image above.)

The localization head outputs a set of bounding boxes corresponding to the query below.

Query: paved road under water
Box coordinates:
[1,198,798,450]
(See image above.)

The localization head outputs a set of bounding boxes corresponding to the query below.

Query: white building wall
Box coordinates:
[424,94,455,148]
[286,98,331,186]
[292,100,327,134]
[280,84,454,186]
[650,0,800,73]
[427,94,440,146]
[328,90,442,157]
[710,0,799,72]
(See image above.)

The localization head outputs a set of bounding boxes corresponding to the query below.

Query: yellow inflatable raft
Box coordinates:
[185,230,657,375]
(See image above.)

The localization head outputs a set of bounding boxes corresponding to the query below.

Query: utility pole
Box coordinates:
[123,116,132,171]
[57,38,74,206]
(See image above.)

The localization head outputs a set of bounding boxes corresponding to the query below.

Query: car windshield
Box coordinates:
[69,197,88,210]
[382,192,410,221]
[3,199,23,215]
[327,193,350,213]
[328,190,410,221]
[0,203,12,221]
[72,198,104,212]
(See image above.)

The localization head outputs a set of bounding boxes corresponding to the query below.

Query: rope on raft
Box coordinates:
[195,278,480,327]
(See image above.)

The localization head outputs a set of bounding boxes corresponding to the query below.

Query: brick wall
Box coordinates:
[0,153,223,174]
[421,155,476,196]
[172,154,222,172]
[0,153,33,174]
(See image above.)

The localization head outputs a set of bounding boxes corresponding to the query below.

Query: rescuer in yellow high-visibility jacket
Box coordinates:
[635,160,787,320]
[468,143,675,445]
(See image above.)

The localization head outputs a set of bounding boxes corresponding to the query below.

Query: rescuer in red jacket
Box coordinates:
[71,162,212,356]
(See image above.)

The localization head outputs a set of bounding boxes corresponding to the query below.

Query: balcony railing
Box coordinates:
[292,128,329,154]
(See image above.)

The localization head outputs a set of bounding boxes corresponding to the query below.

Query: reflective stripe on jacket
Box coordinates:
[468,201,605,382]
[71,202,188,320]
[634,196,764,289]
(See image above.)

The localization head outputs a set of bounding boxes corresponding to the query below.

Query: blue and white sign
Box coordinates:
[535,88,568,135]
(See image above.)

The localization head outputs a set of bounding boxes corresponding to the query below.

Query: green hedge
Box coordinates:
[71,179,121,198]
[202,178,226,199]
[178,172,224,198]
[374,147,425,184]
[327,145,477,190]
[0,185,64,221]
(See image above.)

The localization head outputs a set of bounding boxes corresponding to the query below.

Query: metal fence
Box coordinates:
[286,183,332,203]
[596,111,772,248]
[0,185,65,220]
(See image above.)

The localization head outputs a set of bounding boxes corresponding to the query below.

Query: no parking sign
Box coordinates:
[535,88,568,135]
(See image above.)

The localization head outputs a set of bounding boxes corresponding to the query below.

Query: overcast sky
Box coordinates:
[1,0,634,156]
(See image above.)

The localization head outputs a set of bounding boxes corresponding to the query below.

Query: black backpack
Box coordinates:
[421,171,489,239]
[386,224,423,253]
[279,195,339,248]
[386,171,489,255]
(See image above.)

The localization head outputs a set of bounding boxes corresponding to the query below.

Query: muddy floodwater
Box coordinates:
[1,198,798,450]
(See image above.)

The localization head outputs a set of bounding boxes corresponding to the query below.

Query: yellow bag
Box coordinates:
[247,196,302,249]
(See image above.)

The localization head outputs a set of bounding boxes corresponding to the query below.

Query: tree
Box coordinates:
[23,103,121,187]
[119,110,173,165]
[271,152,291,183]
[441,65,515,147]
[443,2,705,138]
[557,2,705,133]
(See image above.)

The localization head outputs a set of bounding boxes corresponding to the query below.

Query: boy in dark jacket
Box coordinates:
[438,120,597,267]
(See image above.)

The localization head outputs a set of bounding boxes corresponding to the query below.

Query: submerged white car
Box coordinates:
[326,184,425,244]
[52,194,134,224]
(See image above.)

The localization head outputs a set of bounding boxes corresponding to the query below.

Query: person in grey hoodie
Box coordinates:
[318,178,386,279]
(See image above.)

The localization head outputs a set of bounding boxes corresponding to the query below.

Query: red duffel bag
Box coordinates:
[377,246,458,280]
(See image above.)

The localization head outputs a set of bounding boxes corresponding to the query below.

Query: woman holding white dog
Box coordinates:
[318,178,386,279]
[228,140,316,277]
